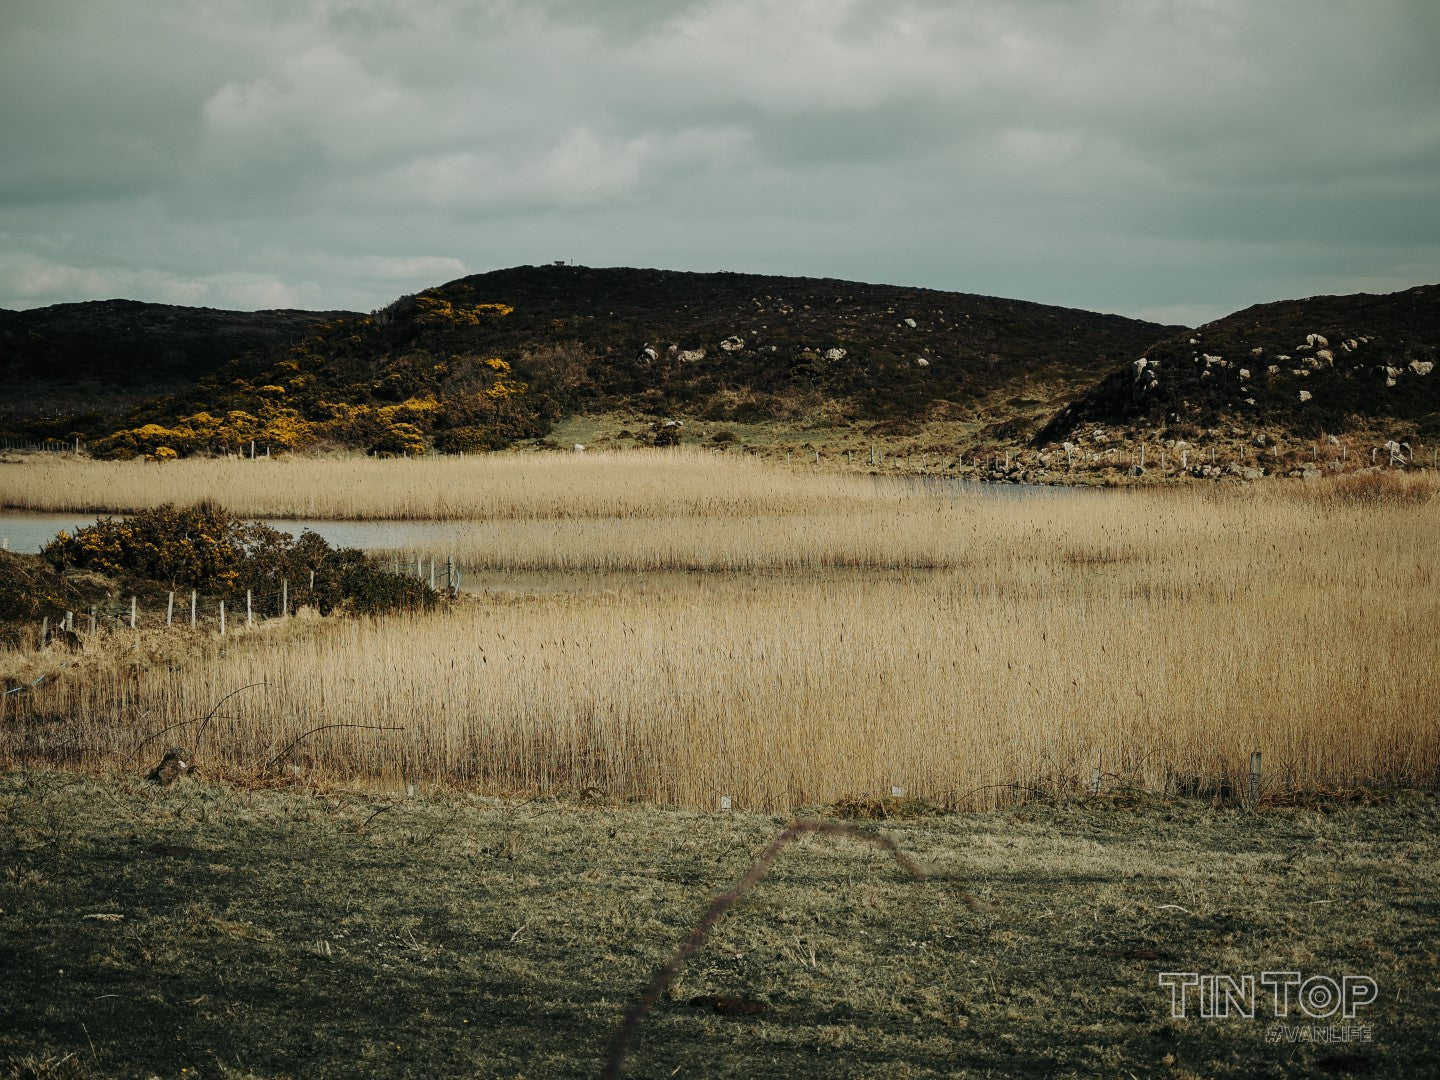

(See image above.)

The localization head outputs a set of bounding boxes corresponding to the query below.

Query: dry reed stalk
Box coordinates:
[6,492,1435,806]
[0,450,917,521]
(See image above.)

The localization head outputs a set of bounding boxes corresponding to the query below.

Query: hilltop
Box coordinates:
[2,268,1435,472]
[1,266,1170,456]
[1037,284,1440,450]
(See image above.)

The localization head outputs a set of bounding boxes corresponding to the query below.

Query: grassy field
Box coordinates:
[1,455,1437,1076]
[2,771,1436,1078]
[4,467,1437,808]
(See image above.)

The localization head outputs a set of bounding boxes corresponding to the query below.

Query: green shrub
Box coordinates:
[42,503,436,615]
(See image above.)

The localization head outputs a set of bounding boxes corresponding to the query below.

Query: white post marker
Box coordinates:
[890,786,905,798]
[219,601,226,636]
[719,795,733,812]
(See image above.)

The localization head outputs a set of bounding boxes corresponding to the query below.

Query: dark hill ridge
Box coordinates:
[0,265,1175,452]
[418,265,1173,424]
[1038,283,1440,444]
[0,299,353,433]
[4,267,1435,463]
[0,299,355,386]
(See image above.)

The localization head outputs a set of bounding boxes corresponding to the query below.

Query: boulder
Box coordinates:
[719,335,744,352]
[1410,360,1434,376]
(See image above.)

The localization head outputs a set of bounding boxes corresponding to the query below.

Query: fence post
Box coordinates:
[40,616,48,649]
[130,596,137,630]
[190,590,197,629]
[219,601,226,636]
[89,607,96,635]
[65,611,74,632]
[429,556,436,589]
[1248,751,1262,806]
[282,579,288,618]
[166,591,175,626]
[246,588,253,627]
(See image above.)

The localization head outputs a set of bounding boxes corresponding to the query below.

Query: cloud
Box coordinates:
[0,0,1435,317]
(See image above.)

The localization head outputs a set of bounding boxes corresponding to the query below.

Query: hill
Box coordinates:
[1037,284,1440,449]
[0,266,1171,456]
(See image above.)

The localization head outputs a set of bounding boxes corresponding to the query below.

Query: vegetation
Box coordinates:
[1040,283,1440,445]
[36,503,436,619]
[1,773,1435,1078]
[5,466,1436,807]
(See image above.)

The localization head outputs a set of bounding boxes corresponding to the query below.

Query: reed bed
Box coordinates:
[0,450,914,521]
[5,479,1436,809]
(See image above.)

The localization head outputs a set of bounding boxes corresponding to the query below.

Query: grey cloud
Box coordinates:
[0,0,1435,321]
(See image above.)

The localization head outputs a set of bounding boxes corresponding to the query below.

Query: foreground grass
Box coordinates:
[2,772,1436,1078]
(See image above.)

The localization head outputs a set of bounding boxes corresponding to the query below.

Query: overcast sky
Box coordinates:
[2,0,1437,324]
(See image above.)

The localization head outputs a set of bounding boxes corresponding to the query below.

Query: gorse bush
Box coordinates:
[42,502,436,615]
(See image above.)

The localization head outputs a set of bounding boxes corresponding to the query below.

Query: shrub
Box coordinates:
[42,503,436,615]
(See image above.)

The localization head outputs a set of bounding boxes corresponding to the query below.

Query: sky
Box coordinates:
[2,0,1437,325]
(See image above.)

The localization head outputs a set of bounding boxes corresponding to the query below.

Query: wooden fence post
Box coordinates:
[130,596,137,630]
[219,601,226,636]
[282,579,288,618]
[39,616,48,650]
[190,590,197,629]
[166,591,175,626]
[1248,751,1262,805]
[89,607,96,635]
[246,589,253,627]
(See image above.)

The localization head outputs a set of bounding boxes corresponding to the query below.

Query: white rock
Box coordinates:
[677,349,706,363]
[915,357,930,367]
[719,335,744,352]
[1316,349,1334,364]
[573,443,586,453]
[1251,347,1265,357]
[1410,360,1434,376]
[1239,368,1251,379]
[824,348,847,362]
[1298,390,1312,402]
[1276,355,1291,362]
[904,318,917,328]
[1385,366,1403,379]
[1268,365,1280,375]
[639,346,658,362]
[1386,377,1398,388]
